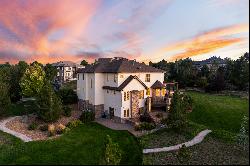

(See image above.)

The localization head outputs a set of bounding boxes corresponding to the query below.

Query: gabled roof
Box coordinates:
[151,80,165,89]
[103,75,148,91]
[77,57,164,73]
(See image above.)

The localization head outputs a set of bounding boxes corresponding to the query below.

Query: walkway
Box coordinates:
[0,116,33,142]
[95,118,133,131]
[143,129,212,154]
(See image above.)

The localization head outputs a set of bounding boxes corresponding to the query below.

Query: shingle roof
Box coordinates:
[151,80,165,89]
[103,75,148,91]
[77,57,164,73]
[52,61,82,68]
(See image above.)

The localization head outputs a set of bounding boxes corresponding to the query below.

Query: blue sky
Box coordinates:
[0,0,249,64]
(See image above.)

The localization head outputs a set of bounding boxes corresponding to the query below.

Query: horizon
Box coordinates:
[0,0,249,64]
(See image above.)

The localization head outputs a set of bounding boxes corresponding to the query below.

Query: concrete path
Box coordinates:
[0,116,33,142]
[143,129,212,154]
[95,118,133,130]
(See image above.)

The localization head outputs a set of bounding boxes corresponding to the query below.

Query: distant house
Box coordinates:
[193,56,226,70]
[52,61,83,83]
[76,57,167,122]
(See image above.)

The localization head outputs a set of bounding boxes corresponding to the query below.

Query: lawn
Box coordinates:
[0,123,142,165]
[142,91,249,165]
[186,91,249,141]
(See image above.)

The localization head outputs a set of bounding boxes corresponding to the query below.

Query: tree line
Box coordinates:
[149,52,249,92]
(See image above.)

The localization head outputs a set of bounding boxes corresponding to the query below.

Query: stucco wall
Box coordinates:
[104,90,122,117]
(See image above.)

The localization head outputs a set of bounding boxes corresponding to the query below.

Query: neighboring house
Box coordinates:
[52,61,83,83]
[193,56,226,70]
[77,57,166,122]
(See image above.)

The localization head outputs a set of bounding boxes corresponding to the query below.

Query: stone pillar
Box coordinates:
[131,90,140,118]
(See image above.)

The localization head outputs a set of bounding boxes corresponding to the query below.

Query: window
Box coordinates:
[90,79,93,88]
[145,74,150,82]
[120,74,124,78]
[156,89,160,96]
[124,109,130,118]
[139,90,144,99]
[107,90,109,93]
[114,74,117,83]
[162,89,166,96]
[77,74,79,80]
[107,74,109,81]
[146,88,150,96]
[82,74,84,80]
[114,90,116,94]
[127,91,130,100]
[124,92,126,101]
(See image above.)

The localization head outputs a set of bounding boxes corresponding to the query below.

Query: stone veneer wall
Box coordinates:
[131,90,140,119]
[78,99,103,118]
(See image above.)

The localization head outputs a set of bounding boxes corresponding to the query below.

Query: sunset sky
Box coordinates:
[0,0,249,64]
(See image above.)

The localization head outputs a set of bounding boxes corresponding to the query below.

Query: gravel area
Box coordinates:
[4,107,82,141]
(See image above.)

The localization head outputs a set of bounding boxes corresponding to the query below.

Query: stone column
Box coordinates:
[131,90,140,119]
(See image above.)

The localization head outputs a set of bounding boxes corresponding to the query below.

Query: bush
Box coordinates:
[155,113,163,119]
[0,81,11,116]
[139,111,154,123]
[57,88,78,104]
[105,135,122,165]
[28,122,39,130]
[56,123,66,134]
[48,124,56,136]
[66,120,83,129]
[79,110,95,123]
[39,124,48,131]
[62,127,71,134]
[134,122,156,131]
[63,105,72,117]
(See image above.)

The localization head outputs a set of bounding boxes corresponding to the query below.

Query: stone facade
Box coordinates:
[131,90,140,119]
[78,99,104,118]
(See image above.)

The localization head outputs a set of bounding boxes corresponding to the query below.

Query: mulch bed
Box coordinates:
[5,105,82,141]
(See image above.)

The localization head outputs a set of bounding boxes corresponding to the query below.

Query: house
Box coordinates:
[193,56,226,70]
[52,61,83,83]
[76,57,167,122]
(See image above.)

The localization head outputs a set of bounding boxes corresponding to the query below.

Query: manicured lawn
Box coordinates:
[0,123,142,165]
[186,91,249,141]
[142,91,249,165]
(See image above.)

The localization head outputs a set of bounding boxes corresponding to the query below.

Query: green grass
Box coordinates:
[186,91,249,141]
[0,123,142,165]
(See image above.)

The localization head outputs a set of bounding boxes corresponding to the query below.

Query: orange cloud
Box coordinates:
[142,23,249,62]
[0,0,101,63]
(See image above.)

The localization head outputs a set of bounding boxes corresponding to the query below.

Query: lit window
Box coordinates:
[156,89,160,96]
[146,88,150,96]
[162,89,166,96]
[124,92,126,101]
[145,74,150,82]
[127,91,130,100]
[139,90,144,99]
[124,109,130,117]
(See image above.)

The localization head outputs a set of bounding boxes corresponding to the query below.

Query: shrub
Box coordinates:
[48,124,56,136]
[62,127,71,134]
[79,110,95,123]
[236,116,249,150]
[105,135,122,165]
[56,88,78,104]
[177,145,192,163]
[28,122,39,130]
[63,105,72,117]
[0,81,11,116]
[39,124,48,131]
[134,122,156,131]
[66,120,83,129]
[56,123,66,134]
[139,111,154,123]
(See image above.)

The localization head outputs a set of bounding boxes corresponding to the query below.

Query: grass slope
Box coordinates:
[0,123,142,165]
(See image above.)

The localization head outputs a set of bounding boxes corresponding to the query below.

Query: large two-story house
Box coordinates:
[52,61,83,83]
[76,57,166,122]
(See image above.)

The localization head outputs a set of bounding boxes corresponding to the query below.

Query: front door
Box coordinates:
[109,107,114,119]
